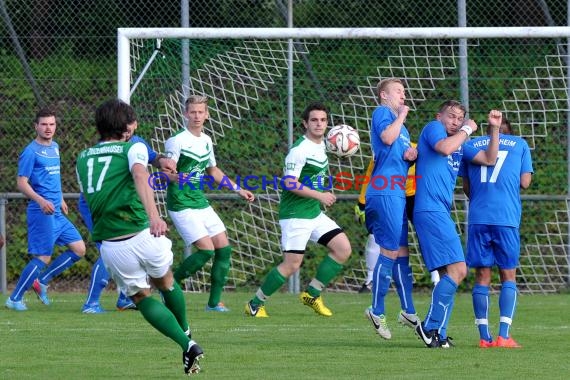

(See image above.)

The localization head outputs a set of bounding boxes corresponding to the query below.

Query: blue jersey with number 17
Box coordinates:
[459,134,533,227]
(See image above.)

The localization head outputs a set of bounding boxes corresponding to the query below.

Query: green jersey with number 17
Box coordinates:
[279,135,329,220]
[76,141,149,241]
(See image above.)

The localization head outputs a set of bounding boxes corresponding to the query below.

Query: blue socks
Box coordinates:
[424,275,458,332]
[371,255,394,316]
[471,281,518,341]
[38,250,82,285]
[499,281,518,338]
[85,257,110,305]
[472,284,492,341]
[392,256,415,314]
[10,258,46,301]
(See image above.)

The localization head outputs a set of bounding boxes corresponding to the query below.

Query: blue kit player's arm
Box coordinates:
[130,134,176,172]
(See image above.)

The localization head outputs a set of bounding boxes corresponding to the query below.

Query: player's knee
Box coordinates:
[37,255,51,265]
[447,262,467,283]
[319,229,350,256]
[278,259,302,277]
[152,271,175,291]
[130,289,152,304]
[71,241,87,257]
[475,268,492,285]
[499,269,516,283]
[457,265,468,282]
[330,238,351,263]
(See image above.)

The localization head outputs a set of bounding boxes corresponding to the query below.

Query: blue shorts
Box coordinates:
[466,224,520,270]
[414,211,464,271]
[27,209,83,255]
[365,195,408,251]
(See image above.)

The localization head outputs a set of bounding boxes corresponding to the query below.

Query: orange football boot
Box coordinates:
[496,336,522,348]
[478,339,496,348]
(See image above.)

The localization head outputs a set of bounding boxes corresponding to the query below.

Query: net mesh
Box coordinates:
[125,35,570,293]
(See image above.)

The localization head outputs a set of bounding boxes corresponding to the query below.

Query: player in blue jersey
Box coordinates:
[413,100,502,348]
[459,119,533,348]
[5,108,86,311]
[364,78,419,340]
[80,129,176,313]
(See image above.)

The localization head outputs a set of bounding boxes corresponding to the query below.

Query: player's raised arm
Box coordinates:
[434,119,478,156]
[471,110,501,166]
[374,79,409,146]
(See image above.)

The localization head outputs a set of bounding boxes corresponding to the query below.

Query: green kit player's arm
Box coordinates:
[132,163,168,237]
[281,176,336,208]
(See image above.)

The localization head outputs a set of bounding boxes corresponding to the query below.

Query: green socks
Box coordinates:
[307,255,343,297]
[209,246,232,307]
[137,296,189,350]
[252,267,287,306]
[159,281,189,333]
[174,249,214,283]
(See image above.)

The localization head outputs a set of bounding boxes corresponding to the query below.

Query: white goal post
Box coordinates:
[117,26,570,294]
[117,26,570,102]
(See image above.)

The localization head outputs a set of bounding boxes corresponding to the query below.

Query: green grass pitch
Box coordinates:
[1,291,569,379]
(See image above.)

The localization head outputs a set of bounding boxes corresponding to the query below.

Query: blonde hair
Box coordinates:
[184,95,208,111]
[376,78,404,102]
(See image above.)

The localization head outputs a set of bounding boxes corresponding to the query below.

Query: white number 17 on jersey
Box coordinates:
[480,150,508,183]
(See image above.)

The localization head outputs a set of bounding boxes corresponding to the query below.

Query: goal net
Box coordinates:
[121,28,570,294]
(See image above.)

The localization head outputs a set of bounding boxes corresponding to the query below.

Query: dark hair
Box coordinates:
[301,102,329,122]
[34,108,56,123]
[438,100,466,115]
[500,118,512,134]
[95,99,137,141]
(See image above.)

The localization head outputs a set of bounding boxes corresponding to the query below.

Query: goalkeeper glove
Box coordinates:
[354,202,366,224]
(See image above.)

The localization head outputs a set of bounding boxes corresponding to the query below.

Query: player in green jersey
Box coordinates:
[245,102,352,318]
[165,95,254,312]
[76,99,203,375]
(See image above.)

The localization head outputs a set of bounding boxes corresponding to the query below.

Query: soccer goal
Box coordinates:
[118,27,570,294]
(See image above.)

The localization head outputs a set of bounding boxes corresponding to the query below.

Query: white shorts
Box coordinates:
[168,206,226,246]
[279,212,341,252]
[100,228,173,296]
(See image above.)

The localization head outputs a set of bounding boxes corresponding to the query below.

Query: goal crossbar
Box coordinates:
[117,26,570,101]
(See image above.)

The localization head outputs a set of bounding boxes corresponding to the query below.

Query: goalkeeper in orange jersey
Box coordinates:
[355,145,440,294]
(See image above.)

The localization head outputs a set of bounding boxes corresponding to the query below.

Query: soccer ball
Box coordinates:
[325,124,360,157]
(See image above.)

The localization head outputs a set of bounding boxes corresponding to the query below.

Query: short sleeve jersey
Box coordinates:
[165,129,216,211]
[459,134,533,227]
[76,141,149,241]
[358,142,417,204]
[78,134,158,225]
[130,134,158,163]
[18,140,62,213]
[366,105,412,198]
[279,135,328,220]
[414,120,480,213]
